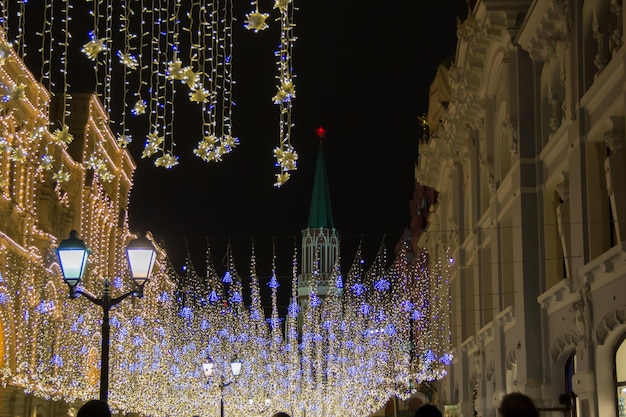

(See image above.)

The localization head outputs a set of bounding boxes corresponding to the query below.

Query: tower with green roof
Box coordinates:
[298,128,340,302]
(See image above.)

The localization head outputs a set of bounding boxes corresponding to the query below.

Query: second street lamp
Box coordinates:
[56,230,157,403]
[202,357,242,417]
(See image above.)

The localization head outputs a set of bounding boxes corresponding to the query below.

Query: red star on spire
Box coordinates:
[315,126,327,140]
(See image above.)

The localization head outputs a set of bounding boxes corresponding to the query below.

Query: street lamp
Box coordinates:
[202,357,242,417]
[56,230,156,402]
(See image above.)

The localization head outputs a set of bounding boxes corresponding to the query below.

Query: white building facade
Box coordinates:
[416,1,626,416]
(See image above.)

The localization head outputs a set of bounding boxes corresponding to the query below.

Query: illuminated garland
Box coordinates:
[0,2,299,184]
[0,234,453,417]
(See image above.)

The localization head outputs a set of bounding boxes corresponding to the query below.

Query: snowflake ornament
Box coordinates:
[82,38,107,60]
[244,11,270,32]
[117,51,139,69]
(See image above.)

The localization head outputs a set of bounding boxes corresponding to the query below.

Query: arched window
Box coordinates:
[616,337,626,417]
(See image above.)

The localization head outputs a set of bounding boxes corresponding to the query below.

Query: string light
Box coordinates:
[5,1,302,182]
[0,6,454,417]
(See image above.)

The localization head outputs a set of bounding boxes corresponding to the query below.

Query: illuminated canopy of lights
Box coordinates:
[0,237,453,417]
[0,0,298,186]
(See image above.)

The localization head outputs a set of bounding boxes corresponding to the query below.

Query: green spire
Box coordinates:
[307,143,334,229]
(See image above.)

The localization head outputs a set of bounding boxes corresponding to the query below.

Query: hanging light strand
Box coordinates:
[272,0,298,188]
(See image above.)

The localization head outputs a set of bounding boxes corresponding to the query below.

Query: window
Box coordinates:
[617,338,626,417]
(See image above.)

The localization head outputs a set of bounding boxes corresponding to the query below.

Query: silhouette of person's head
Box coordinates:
[414,404,442,417]
[77,400,111,417]
[498,392,539,417]
[271,413,290,417]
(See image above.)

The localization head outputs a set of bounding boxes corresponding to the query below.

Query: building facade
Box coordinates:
[0,28,173,417]
[415,0,626,416]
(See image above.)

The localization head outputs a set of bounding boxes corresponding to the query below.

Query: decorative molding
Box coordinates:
[604,116,625,153]
[556,174,569,202]
[595,308,626,345]
[549,331,578,361]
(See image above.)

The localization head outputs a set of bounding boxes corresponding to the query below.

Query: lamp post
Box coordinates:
[56,230,156,403]
[202,357,242,417]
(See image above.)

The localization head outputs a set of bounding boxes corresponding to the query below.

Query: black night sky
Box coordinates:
[15,1,467,281]
[126,1,467,278]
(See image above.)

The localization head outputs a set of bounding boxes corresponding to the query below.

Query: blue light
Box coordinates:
[401,300,414,312]
[222,271,232,283]
[374,278,390,292]
[288,301,300,317]
[268,274,279,289]
[351,283,366,296]
[112,276,123,288]
[310,293,321,307]
[51,354,63,367]
[335,274,343,288]
[179,306,193,319]
[200,318,209,330]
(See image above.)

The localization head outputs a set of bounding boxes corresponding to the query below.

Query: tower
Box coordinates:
[298,128,340,303]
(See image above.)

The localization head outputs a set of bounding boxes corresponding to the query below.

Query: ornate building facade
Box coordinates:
[0,28,173,417]
[416,0,626,416]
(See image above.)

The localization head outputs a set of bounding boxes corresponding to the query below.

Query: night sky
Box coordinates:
[14,1,467,280]
[124,1,468,278]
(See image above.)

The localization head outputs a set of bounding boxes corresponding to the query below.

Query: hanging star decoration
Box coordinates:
[52,169,70,183]
[2,83,27,102]
[244,11,270,32]
[117,51,139,70]
[273,143,298,188]
[274,0,290,11]
[82,37,107,60]
[116,134,132,148]
[0,41,12,65]
[193,134,219,162]
[51,124,74,146]
[182,68,200,89]
[154,153,179,169]
[10,147,27,162]
[97,164,114,182]
[40,154,54,171]
[85,155,104,170]
[189,88,210,103]
[142,130,164,158]
[274,172,290,187]
[131,100,147,116]
[274,145,298,171]
[272,78,295,104]
[166,61,187,81]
